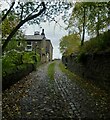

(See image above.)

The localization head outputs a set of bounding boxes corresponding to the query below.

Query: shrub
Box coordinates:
[2,51,40,77]
[76,52,87,63]
[80,31,110,54]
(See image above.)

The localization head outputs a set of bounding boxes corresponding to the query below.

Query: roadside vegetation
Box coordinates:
[77,31,110,62]
[60,34,80,56]
[2,51,40,77]
[59,2,109,61]
[79,31,110,54]
[60,31,110,62]
[47,62,55,81]
[59,62,109,105]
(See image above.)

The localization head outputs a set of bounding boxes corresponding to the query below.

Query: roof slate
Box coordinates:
[24,35,44,40]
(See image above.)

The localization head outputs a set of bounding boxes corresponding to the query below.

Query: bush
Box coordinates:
[2,51,40,77]
[80,31,110,54]
[2,63,34,91]
[22,51,40,64]
[76,52,87,63]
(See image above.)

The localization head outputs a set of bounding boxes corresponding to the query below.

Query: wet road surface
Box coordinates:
[2,61,110,119]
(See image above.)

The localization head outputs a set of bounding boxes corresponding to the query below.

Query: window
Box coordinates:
[25,41,32,51]
[27,41,31,45]
[27,46,31,49]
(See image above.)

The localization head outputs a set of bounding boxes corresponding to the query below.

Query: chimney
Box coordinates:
[41,29,45,36]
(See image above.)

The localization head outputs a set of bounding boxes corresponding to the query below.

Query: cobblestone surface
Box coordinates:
[2,61,110,119]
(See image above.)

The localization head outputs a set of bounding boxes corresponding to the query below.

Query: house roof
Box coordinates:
[24,35,44,41]
[24,35,53,48]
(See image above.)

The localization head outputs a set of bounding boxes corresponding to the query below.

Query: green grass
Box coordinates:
[59,61,76,80]
[47,62,55,80]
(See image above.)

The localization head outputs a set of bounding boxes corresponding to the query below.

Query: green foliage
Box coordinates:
[2,12,25,52]
[23,52,34,64]
[2,50,40,76]
[2,14,19,38]
[79,31,110,54]
[60,34,80,56]
[22,51,40,64]
[76,52,87,63]
[3,51,22,68]
[67,2,109,38]
[2,51,23,75]
[4,39,17,51]
[48,62,55,80]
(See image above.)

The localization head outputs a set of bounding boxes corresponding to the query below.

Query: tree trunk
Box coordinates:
[81,6,86,46]
[96,11,100,36]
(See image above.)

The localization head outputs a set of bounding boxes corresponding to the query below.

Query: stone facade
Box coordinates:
[25,29,53,63]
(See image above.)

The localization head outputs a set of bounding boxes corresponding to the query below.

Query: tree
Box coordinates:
[2,12,19,38]
[60,34,80,56]
[87,2,109,37]
[67,2,109,45]
[66,2,87,46]
[2,0,71,52]
[2,12,25,53]
[2,1,46,52]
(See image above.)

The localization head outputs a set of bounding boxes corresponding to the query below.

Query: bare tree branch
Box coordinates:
[26,2,42,19]
[0,2,15,23]
[45,13,65,29]
[20,4,24,20]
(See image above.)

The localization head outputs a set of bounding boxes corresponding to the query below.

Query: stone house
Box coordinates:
[24,29,53,63]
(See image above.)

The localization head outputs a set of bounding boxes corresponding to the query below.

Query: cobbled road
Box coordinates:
[2,61,110,120]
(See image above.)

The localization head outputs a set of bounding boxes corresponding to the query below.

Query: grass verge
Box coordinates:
[47,62,55,81]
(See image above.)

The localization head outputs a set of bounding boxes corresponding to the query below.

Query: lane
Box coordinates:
[3,62,78,119]
[2,61,110,119]
[54,61,98,119]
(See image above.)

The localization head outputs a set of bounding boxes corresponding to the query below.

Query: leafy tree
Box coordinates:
[66,2,87,46]
[2,13,20,38]
[67,2,109,45]
[2,0,71,52]
[87,2,109,37]
[60,34,80,56]
[2,13,25,53]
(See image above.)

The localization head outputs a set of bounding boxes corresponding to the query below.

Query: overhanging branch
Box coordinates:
[0,2,15,23]
[2,2,46,52]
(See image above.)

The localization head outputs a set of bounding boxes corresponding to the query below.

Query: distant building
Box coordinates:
[24,29,53,63]
[2,29,53,63]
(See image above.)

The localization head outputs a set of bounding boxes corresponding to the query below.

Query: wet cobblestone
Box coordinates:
[2,61,110,119]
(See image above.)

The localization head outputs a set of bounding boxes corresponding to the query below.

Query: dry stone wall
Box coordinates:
[62,52,110,91]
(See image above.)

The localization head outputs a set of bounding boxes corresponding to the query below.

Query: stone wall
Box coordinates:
[2,63,34,91]
[62,52,110,91]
